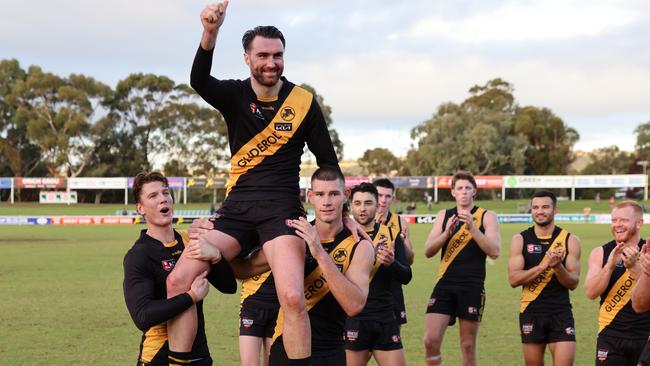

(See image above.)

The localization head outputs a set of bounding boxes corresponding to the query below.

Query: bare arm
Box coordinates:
[326,240,375,316]
[229,249,271,280]
[553,235,581,290]
[464,210,500,259]
[423,209,455,258]
[632,243,650,312]
[400,216,414,264]
[507,234,548,287]
[199,1,228,50]
[584,246,618,300]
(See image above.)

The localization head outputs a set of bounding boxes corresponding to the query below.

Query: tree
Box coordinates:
[358,147,400,175]
[6,65,111,177]
[0,59,44,178]
[635,121,650,160]
[582,145,633,175]
[406,102,527,176]
[514,106,579,174]
[109,73,229,174]
[299,83,344,160]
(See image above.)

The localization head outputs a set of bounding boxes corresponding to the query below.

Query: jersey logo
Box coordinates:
[249,102,265,121]
[527,244,542,254]
[333,248,348,263]
[161,259,175,271]
[274,122,292,131]
[597,348,608,362]
[280,106,295,121]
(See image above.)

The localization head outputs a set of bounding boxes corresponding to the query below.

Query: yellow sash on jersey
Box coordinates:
[240,270,272,304]
[437,208,486,280]
[519,230,569,313]
[385,212,401,242]
[226,86,313,196]
[369,224,395,279]
[271,235,357,343]
[598,269,636,333]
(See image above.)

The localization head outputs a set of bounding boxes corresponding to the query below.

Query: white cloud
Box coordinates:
[402,0,641,43]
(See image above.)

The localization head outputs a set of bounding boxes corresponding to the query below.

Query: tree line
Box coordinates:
[359,78,650,179]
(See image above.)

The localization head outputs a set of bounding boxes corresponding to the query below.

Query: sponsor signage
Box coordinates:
[39,191,77,204]
[50,216,135,225]
[0,178,12,189]
[573,175,646,188]
[67,177,126,189]
[390,176,434,188]
[437,176,503,189]
[504,175,573,188]
[344,176,371,188]
[498,215,533,223]
[16,177,65,189]
[128,177,185,189]
[186,177,227,189]
[0,216,51,225]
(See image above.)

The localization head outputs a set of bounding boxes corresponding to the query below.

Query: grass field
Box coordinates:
[1,220,644,366]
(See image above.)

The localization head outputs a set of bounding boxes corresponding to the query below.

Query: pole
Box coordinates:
[10,178,14,204]
[434,176,438,203]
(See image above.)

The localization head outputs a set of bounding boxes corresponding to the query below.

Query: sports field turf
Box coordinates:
[1,220,642,365]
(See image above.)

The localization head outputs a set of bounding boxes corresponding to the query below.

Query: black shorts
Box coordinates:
[214,198,305,256]
[344,317,403,351]
[394,308,407,325]
[239,304,279,338]
[638,340,650,366]
[595,334,647,366]
[519,310,576,344]
[140,356,212,365]
[426,285,485,322]
[269,337,345,366]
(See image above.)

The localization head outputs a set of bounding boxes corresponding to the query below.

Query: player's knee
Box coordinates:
[459,339,476,355]
[278,289,306,315]
[423,334,441,353]
[166,271,189,296]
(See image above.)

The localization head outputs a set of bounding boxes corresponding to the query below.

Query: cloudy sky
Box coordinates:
[2,0,649,159]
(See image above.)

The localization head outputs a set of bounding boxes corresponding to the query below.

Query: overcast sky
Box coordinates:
[2,0,649,159]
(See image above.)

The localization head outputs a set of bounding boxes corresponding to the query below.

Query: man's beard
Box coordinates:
[251,66,282,87]
[533,215,553,227]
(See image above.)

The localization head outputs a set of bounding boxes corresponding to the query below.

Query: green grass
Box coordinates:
[1,222,637,365]
[0,198,638,215]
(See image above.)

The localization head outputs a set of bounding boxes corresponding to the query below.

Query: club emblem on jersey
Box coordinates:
[333,248,348,263]
[274,122,292,131]
[161,259,176,271]
[281,106,295,121]
[527,244,542,254]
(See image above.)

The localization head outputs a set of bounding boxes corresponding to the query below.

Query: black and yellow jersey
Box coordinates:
[240,270,279,310]
[519,226,572,314]
[382,211,409,322]
[191,46,339,200]
[123,229,236,365]
[350,221,411,321]
[437,206,487,287]
[598,239,650,339]
[270,227,359,356]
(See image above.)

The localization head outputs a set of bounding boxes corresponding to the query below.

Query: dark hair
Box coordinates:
[242,26,286,52]
[350,182,378,202]
[373,178,395,192]
[311,166,345,186]
[531,190,557,208]
[133,171,168,204]
[451,170,477,189]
